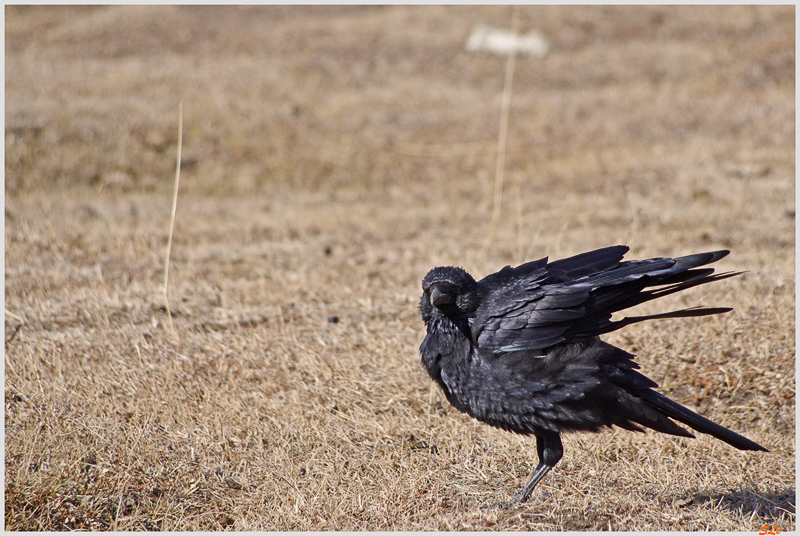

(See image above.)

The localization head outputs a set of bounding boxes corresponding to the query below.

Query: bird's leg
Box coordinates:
[513,434,563,503]
[482,434,563,509]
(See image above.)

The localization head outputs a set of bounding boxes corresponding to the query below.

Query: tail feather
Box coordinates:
[638,389,767,452]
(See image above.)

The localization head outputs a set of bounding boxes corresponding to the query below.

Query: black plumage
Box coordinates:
[419,245,767,508]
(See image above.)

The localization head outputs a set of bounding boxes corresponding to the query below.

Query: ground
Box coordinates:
[4,5,795,531]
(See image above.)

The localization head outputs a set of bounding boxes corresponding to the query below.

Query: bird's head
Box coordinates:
[420,266,480,324]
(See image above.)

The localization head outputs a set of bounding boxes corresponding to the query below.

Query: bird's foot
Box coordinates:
[481,491,527,510]
[480,491,550,510]
[480,499,520,510]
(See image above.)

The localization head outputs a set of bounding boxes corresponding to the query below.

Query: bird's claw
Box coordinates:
[480,496,525,510]
[481,500,517,510]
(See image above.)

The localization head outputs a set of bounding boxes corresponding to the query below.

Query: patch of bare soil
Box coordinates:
[5,5,794,531]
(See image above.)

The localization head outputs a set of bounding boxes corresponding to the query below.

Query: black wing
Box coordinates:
[474,246,738,356]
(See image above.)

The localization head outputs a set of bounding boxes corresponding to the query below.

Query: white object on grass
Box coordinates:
[465,24,549,57]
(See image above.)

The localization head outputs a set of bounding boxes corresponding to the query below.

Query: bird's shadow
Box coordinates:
[686,487,795,524]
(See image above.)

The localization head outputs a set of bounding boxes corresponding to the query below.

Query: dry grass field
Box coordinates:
[5,5,795,531]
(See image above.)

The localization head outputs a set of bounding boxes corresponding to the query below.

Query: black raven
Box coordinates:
[419,245,767,508]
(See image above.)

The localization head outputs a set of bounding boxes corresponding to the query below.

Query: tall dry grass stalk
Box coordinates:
[162,102,183,338]
[479,5,520,263]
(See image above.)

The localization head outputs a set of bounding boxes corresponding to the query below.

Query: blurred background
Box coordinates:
[5,6,795,531]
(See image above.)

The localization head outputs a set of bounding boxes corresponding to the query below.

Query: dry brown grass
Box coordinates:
[5,5,795,531]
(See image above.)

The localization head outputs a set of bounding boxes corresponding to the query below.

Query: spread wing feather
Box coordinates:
[474,246,735,356]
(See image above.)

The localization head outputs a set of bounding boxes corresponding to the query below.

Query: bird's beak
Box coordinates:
[430,286,454,307]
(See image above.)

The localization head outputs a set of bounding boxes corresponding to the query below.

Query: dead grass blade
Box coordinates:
[479,5,520,263]
[163,102,183,338]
